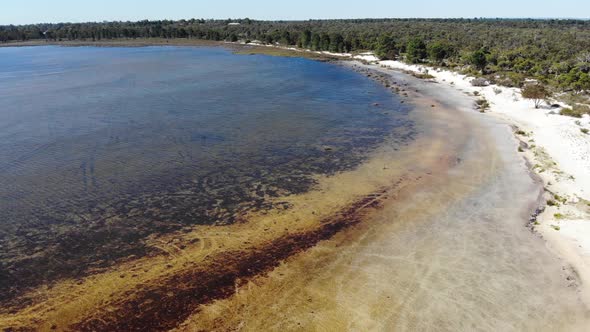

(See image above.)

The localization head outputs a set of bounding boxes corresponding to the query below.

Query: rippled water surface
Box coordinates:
[0,46,410,301]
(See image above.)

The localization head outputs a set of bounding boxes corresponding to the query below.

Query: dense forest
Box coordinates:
[2,18,590,95]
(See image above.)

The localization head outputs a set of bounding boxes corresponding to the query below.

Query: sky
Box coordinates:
[1,0,589,25]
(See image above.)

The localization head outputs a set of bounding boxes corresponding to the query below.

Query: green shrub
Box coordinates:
[554,194,567,204]
[469,49,488,74]
[522,84,551,108]
[475,98,490,112]
[412,72,435,79]
[560,105,590,118]
[406,38,427,64]
[560,108,581,118]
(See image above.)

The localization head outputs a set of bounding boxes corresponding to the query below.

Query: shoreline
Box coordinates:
[176,61,590,330]
[364,59,590,306]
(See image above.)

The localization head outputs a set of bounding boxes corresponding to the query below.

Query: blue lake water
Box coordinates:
[0,46,410,299]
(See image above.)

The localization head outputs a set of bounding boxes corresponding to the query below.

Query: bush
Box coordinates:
[496,72,526,88]
[582,128,589,135]
[560,108,581,118]
[412,73,435,79]
[471,78,489,87]
[469,49,488,74]
[521,84,551,108]
[559,105,590,118]
[554,194,567,204]
[375,34,397,60]
[427,40,454,64]
[406,38,427,64]
[475,98,490,112]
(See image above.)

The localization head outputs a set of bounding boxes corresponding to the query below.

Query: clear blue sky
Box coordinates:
[2,0,589,25]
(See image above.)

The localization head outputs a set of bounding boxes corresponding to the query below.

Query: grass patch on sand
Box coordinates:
[475,98,490,112]
[560,104,590,118]
[411,72,435,80]
[553,194,567,204]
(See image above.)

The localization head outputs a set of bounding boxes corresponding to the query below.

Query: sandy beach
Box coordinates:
[359,58,590,308]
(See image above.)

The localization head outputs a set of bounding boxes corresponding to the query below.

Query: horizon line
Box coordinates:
[3,16,590,27]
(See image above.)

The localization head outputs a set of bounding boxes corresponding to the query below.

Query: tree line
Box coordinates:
[2,18,590,93]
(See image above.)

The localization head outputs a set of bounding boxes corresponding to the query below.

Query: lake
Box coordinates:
[0,46,410,302]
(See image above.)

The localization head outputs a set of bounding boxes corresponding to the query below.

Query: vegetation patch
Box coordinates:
[554,194,568,204]
[560,105,590,118]
[475,98,490,112]
[412,72,435,79]
[521,84,551,109]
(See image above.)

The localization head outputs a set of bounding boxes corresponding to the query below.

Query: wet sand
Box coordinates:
[2,62,589,331]
[174,65,590,331]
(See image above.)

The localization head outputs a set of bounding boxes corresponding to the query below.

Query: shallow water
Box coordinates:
[0,46,409,302]
[176,66,590,331]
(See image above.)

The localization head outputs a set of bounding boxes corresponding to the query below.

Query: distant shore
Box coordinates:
[0,38,223,47]
[0,38,341,61]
